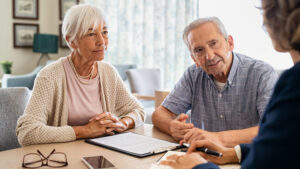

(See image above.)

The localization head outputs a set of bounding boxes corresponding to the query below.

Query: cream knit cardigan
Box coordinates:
[16,58,145,146]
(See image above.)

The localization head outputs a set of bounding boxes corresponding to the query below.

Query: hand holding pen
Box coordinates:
[183,143,223,157]
[185,140,239,165]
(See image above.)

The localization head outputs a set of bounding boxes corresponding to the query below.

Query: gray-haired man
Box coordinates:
[152,17,278,147]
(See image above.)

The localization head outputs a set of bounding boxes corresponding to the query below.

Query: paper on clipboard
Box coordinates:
[86,132,181,157]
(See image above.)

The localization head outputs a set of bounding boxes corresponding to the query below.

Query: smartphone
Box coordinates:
[82,155,116,169]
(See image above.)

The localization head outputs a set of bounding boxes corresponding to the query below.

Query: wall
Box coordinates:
[0,0,71,77]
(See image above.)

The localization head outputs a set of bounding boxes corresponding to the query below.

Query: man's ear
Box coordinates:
[227,35,234,51]
[190,54,200,67]
[66,36,77,49]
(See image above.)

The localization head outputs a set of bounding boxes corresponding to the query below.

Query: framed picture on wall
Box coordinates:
[13,0,39,20]
[59,24,68,48]
[13,23,39,48]
[59,0,79,20]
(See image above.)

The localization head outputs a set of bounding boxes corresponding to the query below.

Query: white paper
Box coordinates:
[90,132,180,155]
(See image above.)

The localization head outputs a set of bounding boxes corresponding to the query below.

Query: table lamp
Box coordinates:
[33,33,58,65]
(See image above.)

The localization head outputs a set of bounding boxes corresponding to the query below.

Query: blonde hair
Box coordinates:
[62,4,107,50]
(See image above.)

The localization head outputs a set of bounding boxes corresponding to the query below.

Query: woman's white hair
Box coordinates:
[62,4,107,50]
[182,16,228,51]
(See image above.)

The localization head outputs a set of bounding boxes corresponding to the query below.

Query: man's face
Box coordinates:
[188,22,234,79]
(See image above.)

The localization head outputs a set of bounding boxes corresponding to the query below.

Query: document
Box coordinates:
[150,151,241,169]
[86,132,181,158]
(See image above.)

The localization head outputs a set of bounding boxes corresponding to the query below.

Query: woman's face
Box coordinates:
[73,22,109,61]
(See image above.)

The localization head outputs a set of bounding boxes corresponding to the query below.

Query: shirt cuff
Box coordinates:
[234,145,242,163]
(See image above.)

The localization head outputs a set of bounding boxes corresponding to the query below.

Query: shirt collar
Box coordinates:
[226,52,239,85]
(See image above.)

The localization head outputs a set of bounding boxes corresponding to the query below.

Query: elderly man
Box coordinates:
[152,16,277,147]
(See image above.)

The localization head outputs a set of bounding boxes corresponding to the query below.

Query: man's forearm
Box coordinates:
[152,106,176,134]
[217,126,259,147]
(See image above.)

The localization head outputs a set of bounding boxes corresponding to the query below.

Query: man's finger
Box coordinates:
[175,123,194,130]
[166,154,181,161]
[177,113,188,122]
[160,160,176,167]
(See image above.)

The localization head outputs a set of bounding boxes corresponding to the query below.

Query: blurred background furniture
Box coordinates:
[1,60,55,90]
[33,33,58,66]
[1,65,43,90]
[155,90,170,108]
[113,64,137,81]
[113,64,137,90]
[0,87,30,151]
[126,68,161,123]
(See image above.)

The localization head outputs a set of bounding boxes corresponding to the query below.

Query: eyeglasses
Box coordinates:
[22,149,68,168]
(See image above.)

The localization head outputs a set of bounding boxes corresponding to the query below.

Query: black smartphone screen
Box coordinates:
[82,156,116,169]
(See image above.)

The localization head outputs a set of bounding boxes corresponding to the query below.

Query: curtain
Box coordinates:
[83,0,199,89]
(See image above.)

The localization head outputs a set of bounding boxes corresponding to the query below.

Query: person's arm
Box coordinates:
[16,69,76,146]
[182,126,258,147]
[152,106,177,134]
[216,126,258,147]
[152,106,194,141]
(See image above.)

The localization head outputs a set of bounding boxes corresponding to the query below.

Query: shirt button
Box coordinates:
[220,114,224,119]
[218,94,222,98]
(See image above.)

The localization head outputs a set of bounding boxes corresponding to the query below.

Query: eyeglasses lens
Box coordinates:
[48,153,67,167]
[23,154,42,168]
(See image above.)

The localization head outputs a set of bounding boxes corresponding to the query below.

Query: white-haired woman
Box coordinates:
[16,4,145,146]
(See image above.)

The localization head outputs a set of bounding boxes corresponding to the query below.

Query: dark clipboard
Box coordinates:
[85,132,182,158]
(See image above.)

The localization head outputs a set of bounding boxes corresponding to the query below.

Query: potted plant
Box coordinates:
[0,60,13,74]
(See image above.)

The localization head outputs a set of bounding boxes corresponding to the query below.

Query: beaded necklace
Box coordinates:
[68,56,97,84]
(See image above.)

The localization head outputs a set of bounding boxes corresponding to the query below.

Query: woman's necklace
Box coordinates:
[68,56,96,84]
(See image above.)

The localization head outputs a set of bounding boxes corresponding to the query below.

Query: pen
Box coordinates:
[183,143,223,157]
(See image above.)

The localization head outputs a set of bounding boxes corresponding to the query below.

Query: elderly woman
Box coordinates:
[160,0,300,169]
[16,4,145,146]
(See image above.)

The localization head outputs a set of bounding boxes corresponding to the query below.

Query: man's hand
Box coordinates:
[187,140,239,165]
[169,113,194,141]
[160,153,207,169]
[180,128,223,146]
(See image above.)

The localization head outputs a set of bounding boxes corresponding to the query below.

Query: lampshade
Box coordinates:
[33,34,58,54]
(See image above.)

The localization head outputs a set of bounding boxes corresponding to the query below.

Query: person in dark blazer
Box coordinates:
[160,0,300,168]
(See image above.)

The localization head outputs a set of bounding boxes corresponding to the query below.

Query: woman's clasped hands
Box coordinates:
[88,112,129,136]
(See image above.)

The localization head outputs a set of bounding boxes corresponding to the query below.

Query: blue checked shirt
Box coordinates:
[162,52,278,132]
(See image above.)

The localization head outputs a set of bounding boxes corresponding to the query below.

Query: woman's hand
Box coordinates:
[73,112,118,139]
[160,153,207,169]
[187,140,238,165]
[90,112,135,135]
[106,117,135,134]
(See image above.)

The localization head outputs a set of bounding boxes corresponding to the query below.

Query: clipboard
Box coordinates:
[85,132,182,158]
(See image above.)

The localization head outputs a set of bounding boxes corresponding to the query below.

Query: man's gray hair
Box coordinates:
[182,17,228,50]
[62,4,107,50]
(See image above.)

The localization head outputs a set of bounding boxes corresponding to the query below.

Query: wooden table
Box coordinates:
[0,124,240,169]
[0,124,177,169]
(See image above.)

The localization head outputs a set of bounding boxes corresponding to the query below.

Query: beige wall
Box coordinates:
[0,0,72,77]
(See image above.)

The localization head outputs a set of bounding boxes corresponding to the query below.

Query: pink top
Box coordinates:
[62,57,103,126]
